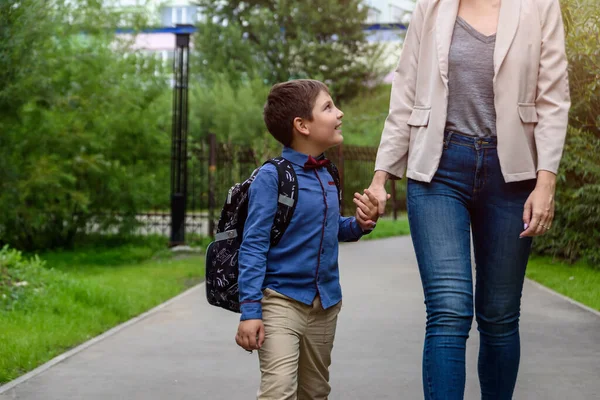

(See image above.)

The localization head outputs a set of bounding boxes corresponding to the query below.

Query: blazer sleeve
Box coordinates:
[534,0,571,174]
[374,0,426,180]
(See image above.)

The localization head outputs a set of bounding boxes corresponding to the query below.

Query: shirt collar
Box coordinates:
[282,147,326,167]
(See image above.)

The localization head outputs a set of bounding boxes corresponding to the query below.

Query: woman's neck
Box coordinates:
[461,0,501,7]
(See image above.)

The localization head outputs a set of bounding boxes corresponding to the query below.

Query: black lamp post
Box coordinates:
[169,25,193,246]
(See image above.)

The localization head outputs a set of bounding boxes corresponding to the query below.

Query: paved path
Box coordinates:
[1,237,599,399]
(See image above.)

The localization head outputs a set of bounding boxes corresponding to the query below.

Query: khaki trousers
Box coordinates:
[257,288,342,400]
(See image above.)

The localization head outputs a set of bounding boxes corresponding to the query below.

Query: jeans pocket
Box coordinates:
[262,290,289,330]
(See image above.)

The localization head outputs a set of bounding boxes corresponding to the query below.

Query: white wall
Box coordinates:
[364,0,415,23]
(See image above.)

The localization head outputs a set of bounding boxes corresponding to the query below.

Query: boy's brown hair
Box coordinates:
[263,79,329,147]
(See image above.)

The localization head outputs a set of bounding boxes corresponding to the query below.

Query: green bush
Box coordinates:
[533,127,600,267]
[341,84,391,147]
[0,0,171,250]
[189,75,272,148]
[0,245,53,311]
[562,0,600,136]
[532,0,600,267]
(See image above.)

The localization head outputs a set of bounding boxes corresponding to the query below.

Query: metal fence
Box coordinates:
[326,144,407,216]
[130,134,406,240]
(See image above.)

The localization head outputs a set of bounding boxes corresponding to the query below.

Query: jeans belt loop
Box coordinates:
[444,131,454,150]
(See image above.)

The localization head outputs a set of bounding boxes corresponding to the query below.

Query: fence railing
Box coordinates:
[132,134,406,239]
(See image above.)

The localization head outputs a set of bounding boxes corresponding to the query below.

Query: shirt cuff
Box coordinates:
[351,219,372,238]
[240,301,263,321]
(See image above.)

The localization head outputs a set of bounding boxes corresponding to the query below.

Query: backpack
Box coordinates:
[205,156,341,313]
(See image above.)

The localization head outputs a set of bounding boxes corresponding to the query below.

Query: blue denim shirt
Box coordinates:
[238,147,366,321]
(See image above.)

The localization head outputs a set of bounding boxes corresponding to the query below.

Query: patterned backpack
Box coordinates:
[205,156,341,313]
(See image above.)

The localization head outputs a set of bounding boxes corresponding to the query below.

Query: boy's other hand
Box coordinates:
[235,319,265,351]
[353,189,382,231]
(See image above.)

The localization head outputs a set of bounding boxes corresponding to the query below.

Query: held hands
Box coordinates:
[367,171,391,216]
[235,319,265,351]
[353,189,389,231]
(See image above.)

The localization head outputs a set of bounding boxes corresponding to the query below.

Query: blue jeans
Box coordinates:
[407,131,536,400]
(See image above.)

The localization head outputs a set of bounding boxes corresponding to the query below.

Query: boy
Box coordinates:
[236,79,382,399]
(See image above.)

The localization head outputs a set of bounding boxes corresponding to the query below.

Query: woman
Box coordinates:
[369,0,569,398]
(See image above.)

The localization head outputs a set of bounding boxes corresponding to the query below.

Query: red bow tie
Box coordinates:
[304,155,331,170]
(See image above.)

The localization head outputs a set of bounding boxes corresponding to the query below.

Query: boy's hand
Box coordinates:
[235,319,265,351]
[353,189,381,231]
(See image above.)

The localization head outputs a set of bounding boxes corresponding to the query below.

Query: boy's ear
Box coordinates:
[293,117,310,137]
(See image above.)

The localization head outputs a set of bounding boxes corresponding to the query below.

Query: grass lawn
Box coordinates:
[0,236,205,384]
[362,215,411,241]
[526,256,600,311]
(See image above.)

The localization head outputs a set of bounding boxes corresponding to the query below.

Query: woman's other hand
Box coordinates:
[520,171,556,238]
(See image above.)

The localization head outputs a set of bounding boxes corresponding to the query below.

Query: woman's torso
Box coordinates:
[445,16,497,138]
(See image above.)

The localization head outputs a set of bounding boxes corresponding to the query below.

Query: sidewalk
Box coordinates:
[1,237,599,399]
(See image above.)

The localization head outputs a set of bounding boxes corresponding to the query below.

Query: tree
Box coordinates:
[193,0,387,104]
[561,0,600,136]
[0,0,171,251]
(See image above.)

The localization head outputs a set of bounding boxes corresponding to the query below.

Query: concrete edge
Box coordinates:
[525,277,600,318]
[0,283,206,395]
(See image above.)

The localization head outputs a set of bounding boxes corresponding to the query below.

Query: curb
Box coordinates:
[0,283,205,395]
[525,278,600,318]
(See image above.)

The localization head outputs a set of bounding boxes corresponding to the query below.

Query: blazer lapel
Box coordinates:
[435,0,459,88]
[494,0,521,76]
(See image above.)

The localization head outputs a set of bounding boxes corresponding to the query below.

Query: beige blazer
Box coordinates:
[375,0,570,183]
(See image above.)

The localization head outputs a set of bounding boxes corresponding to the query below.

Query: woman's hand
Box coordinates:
[520,171,556,238]
[354,189,380,231]
[368,171,391,215]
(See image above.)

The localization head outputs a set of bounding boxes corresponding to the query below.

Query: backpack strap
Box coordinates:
[325,162,342,211]
[264,157,298,246]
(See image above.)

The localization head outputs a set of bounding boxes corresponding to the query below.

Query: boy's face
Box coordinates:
[303,90,344,149]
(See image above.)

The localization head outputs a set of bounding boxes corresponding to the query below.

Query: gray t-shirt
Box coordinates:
[445,16,497,137]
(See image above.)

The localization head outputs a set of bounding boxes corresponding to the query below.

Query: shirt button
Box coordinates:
[321,248,325,254]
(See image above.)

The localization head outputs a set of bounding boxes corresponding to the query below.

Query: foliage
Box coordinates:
[191,21,262,87]
[341,84,390,146]
[193,0,389,104]
[0,0,171,251]
[186,74,282,198]
[532,0,600,267]
[562,0,600,136]
[533,127,600,266]
[189,75,272,147]
[0,245,49,312]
